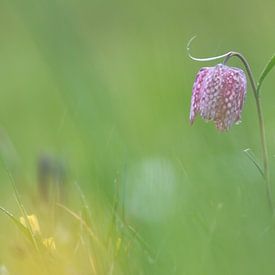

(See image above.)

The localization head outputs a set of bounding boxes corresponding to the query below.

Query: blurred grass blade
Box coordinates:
[243,148,264,178]
[74,183,100,274]
[0,206,33,243]
[257,54,275,94]
[74,182,92,227]
[107,176,120,246]
[127,224,155,261]
[0,157,40,252]
[57,203,101,246]
[5,168,40,251]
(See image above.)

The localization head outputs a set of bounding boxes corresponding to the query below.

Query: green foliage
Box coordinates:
[0,0,275,274]
[243,148,264,178]
[257,55,275,94]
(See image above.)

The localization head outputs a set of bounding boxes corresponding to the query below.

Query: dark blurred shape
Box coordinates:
[37,153,67,203]
[37,154,52,202]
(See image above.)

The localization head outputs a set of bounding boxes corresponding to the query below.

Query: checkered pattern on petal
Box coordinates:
[189,64,247,131]
[189,67,212,124]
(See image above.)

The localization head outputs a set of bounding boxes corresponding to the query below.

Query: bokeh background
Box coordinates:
[0,0,275,274]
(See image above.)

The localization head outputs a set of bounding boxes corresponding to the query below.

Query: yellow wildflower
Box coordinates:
[20,214,41,235]
[43,237,56,251]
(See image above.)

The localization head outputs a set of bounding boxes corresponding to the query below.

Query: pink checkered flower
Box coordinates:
[190,64,247,131]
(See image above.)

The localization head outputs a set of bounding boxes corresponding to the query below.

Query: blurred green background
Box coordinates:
[0,0,275,274]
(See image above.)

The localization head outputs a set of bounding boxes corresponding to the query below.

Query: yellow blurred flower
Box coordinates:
[20,214,41,235]
[43,237,56,251]
[19,214,56,251]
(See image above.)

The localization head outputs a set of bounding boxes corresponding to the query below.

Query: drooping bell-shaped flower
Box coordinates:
[190,64,247,131]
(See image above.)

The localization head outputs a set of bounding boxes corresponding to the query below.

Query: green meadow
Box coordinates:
[0,0,275,274]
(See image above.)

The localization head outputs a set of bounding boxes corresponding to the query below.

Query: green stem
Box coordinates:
[254,96,272,210]
[224,52,272,211]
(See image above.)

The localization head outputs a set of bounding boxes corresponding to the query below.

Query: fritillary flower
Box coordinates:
[190,63,247,131]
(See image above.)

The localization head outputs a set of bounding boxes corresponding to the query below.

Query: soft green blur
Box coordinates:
[0,0,275,274]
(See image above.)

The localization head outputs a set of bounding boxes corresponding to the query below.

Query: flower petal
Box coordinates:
[189,67,211,124]
[200,64,224,121]
[214,66,247,131]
